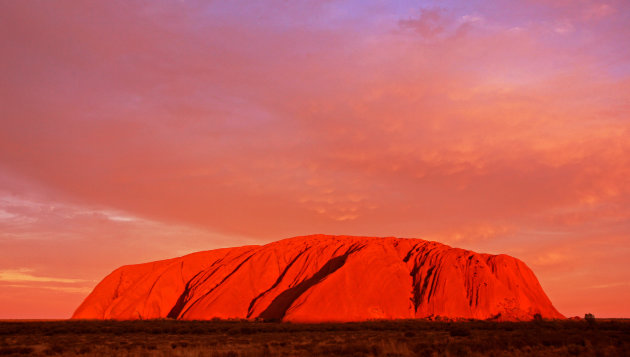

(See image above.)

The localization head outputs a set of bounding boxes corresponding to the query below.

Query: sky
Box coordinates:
[0,0,629,319]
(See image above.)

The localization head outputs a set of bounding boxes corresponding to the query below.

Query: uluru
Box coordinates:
[73,235,563,322]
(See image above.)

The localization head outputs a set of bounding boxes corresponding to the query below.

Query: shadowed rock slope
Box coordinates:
[73,235,564,322]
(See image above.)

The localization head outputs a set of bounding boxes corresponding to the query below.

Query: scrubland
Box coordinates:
[1,319,629,356]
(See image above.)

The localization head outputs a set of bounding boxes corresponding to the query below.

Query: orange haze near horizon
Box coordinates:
[1,0,629,319]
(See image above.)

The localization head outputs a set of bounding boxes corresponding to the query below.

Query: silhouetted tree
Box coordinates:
[585,313,596,327]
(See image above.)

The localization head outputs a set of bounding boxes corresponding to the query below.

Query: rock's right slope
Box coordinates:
[73,235,564,321]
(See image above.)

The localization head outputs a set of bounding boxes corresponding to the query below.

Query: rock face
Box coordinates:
[73,235,564,321]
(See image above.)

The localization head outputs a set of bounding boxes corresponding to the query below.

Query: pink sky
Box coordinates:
[1,0,629,318]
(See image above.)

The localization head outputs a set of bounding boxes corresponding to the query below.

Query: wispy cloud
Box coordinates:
[587,282,630,289]
[533,253,568,266]
[0,269,87,284]
[1,283,92,294]
[399,7,447,39]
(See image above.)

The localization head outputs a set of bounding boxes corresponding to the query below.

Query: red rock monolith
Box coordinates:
[73,235,564,321]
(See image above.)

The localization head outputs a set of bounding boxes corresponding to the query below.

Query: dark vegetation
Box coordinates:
[0,318,629,356]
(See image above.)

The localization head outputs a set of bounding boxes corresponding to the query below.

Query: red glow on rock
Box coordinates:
[73,235,564,321]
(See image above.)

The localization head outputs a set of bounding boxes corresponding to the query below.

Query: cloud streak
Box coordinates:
[1,284,92,294]
[0,269,86,283]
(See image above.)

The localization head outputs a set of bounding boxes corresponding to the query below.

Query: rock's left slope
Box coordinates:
[72,245,260,320]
